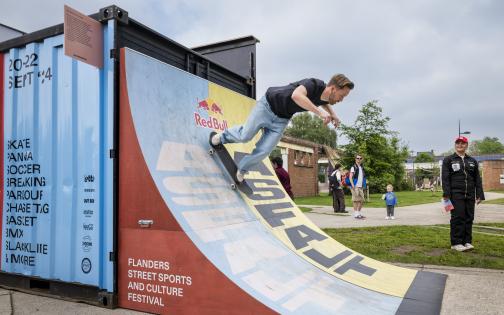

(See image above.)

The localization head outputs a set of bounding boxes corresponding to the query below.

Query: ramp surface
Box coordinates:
[117,48,446,314]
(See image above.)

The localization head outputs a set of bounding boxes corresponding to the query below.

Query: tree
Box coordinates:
[284,112,338,148]
[339,101,409,192]
[415,152,434,163]
[469,137,504,155]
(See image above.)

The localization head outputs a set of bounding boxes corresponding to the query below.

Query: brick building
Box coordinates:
[482,160,504,191]
[276,136,320,197]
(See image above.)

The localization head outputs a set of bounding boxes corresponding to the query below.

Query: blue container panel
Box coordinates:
[1,21,114,291]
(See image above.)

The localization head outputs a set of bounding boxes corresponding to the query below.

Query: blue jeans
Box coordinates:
[221,96,289,172]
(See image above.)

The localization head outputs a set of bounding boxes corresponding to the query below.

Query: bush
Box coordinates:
[397,179,414,191]
[367,174,394,193]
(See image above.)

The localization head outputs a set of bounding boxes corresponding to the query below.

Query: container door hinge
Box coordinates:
[109,251,116,262]
[109,149,117,159]
[246,77,255,86]
[110,48,118,59]
[98,5,129,24]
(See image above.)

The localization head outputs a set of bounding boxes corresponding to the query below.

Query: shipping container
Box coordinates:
[0,5,256,308]
[1,5,446,315]
[0,23,24,42]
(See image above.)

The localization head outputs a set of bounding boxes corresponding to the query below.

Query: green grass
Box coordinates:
[296,190,443,208]
[483,198,504,205]
[323,225,504,270]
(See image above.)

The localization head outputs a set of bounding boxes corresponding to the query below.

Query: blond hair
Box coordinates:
[386,184,394,190]
[328,74,354,90]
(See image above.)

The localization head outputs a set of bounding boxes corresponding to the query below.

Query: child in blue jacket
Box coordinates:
[382,184,397,220]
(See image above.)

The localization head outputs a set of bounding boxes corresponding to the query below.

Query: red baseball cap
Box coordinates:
[455,136,468,143]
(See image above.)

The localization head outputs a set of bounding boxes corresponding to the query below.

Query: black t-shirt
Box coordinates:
[265,78,328,119]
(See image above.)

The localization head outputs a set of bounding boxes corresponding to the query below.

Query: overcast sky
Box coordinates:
[2,0,503,154]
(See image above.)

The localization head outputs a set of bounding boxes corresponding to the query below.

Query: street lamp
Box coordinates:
[458,119,471,137]
[410,150,415,189]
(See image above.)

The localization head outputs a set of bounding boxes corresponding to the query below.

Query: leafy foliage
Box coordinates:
[284,112,338,148]
[414,152,434,163]
[339,101,409,192]
[469,137,504,155]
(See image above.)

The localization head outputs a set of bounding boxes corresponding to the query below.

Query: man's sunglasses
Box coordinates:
[356,157,363,160]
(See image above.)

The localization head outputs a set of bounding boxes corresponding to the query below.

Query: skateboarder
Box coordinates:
[211,74,354,182]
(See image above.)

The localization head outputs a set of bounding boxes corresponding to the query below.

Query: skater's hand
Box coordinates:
[319,110,331,125]
[476,198,481,205]
[331,115,341,128]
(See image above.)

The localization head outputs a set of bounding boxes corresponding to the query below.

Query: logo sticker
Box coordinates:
[81,258,92,274]
[451,163,461,172]
[82,235,93,252]
[194,99,228,131]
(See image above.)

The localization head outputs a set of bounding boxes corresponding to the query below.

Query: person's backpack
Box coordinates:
[343,174,350,186]
[328,172,338,188]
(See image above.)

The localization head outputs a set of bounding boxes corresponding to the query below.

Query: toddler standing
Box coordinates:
[382,184,397,220]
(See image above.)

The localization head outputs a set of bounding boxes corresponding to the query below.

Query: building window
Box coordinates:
[293,150,313,168]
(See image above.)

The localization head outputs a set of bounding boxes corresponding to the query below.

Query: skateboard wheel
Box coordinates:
[208,148,215,155]
[230,183,237,190]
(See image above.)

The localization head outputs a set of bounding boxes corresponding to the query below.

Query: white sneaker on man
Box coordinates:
[391,216,395,220]
[464,243,474,250]
[451,244,467,252]
[385,216,390,220]
[211,133,222,146]
[236,170,245,183]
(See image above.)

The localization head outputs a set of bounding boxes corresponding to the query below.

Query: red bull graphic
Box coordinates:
[210,102,223,115]
[197,100,210,111]
[194,98,228,131]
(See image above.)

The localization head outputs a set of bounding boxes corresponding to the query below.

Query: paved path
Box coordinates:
[2,265,503,315]
[304,192,504,229]
[397,264,504,315]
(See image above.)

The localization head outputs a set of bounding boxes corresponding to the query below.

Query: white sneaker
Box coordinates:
[464,243,474,250]
[391,216,395,220]
[451,244,467,252]
[211,133,221,146]
[236,170,245,183]
[385,216,390,220]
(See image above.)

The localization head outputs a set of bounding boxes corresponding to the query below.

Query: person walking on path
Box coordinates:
[382,184,397,220]
[211,75,354,182]
[329,163,348,213]
[442,136,485,252]
[349,154,367,219]
[271,156,294,199]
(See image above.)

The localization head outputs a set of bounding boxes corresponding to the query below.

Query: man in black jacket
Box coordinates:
[442,136,485,252]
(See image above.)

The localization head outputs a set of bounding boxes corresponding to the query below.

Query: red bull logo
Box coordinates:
[197,100,210,111]
[194,98,228,131]
[210,102,223,115]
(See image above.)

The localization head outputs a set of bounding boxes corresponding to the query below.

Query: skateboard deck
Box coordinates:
[209,132,253,195]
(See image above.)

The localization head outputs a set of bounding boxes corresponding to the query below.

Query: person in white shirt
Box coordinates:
[349,154,367,219]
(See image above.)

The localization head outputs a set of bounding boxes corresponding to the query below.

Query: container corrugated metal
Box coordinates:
[1,20,115,292]
[0,5,257,308]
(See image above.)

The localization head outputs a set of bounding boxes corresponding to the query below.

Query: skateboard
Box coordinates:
[208,131,253,195]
